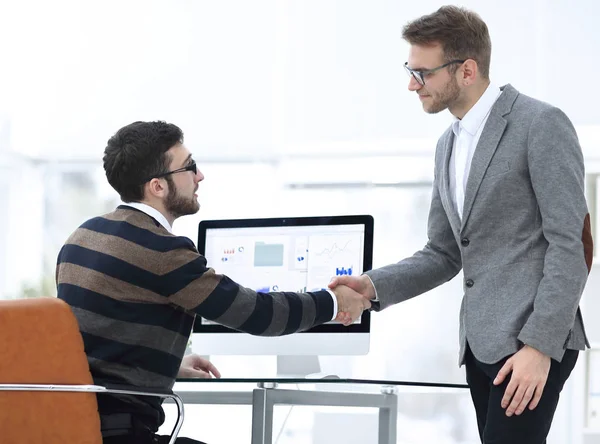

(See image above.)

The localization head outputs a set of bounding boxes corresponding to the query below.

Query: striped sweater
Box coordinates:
[56,206,334,431]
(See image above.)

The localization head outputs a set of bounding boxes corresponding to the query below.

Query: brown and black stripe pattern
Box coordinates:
[56,206,334,431]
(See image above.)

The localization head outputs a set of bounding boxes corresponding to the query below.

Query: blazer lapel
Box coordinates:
[460,85,518,231]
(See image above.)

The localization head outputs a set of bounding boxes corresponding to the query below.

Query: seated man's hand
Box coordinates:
[331,284,371,326]
[329,275,375,325]
[178,354,221,379]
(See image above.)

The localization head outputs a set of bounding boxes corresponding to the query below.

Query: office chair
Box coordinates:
[0,297,184,444]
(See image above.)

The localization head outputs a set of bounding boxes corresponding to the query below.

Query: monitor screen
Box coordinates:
[194,215,373,336]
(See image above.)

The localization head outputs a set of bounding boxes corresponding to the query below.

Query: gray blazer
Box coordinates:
[367,84,593,365]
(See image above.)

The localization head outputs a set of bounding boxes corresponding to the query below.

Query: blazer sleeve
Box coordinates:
[366,143,463,310]
[517,105,593,361]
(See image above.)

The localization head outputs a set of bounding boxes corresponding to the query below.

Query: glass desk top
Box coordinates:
[176,378,468,389]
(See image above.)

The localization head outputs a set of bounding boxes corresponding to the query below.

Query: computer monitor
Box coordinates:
[192,215,373,356]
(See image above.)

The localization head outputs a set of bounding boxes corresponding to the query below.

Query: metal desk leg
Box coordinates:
[378,386,398,444]
[251,388,274,444]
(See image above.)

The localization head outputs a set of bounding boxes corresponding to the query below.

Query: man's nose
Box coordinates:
[408,75,422,92]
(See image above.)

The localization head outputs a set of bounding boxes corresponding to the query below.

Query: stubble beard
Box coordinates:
[164,178,200,219]
[423,75,461,114]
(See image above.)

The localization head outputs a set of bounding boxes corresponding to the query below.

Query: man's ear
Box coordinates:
[145,178,168,199]
[460,59,478,86]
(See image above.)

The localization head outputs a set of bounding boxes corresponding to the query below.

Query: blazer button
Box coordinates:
[461,238,470,247]
[465,279,474,288]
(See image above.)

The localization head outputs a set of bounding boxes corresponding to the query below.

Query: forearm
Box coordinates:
[167,252,334,336]
[192,277,334,336]
[367,242,462,310]
[518,245,590,360]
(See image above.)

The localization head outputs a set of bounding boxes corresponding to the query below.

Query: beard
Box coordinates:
[422,75,461,114]
[164,177,200,219]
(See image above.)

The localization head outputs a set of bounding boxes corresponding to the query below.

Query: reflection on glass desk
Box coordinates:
[171,378,470,444]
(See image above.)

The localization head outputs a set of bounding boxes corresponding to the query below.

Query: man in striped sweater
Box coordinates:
[56,121,369,444]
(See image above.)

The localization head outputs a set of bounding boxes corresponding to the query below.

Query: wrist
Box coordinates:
[331,288,344,313]
[523,344,547,357]
[360,274,376,300]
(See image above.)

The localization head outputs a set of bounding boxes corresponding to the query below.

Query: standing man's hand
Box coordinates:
[178,354,222,379]
[493,345,551,416]
[329,275,375,324]
[329,275,376,300]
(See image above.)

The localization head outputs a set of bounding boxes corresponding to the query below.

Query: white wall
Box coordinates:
[1,0,599,161]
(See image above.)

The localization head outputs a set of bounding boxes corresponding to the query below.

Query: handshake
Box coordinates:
[328,275,376,327]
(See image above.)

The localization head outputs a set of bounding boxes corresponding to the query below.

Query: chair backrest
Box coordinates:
[0,297,102,444]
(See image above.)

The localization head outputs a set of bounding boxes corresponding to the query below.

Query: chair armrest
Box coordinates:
[0,384,184,444]
[100,382,175,396]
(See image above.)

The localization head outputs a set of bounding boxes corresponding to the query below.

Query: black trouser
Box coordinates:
[103,434,205,444]
[465,344,578,444]
[100,410,207,444]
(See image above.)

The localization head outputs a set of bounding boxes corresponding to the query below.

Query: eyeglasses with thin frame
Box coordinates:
[404,60,465,86]
[142,160,198,184]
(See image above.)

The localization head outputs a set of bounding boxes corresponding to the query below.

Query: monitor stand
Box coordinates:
[276,355,320,378]
[276,355,340,379]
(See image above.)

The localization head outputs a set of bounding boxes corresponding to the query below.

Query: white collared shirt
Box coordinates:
[121,201,173,233]
[119,202,338,320]
[449,83,502,220]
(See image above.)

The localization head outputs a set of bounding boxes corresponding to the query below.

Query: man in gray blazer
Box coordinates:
[331,6,593,444]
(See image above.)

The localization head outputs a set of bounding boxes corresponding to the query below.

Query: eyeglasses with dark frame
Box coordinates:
[142,161,197,184]
[404,60,465,86]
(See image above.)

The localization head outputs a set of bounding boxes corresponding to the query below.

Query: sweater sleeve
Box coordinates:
[165,243,335,336]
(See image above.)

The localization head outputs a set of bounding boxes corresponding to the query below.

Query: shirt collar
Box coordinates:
[120,202,173,233]
[452,82,501,137]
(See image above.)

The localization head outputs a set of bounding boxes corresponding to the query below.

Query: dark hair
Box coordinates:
[103,121,184,202]
[402,5,491,79]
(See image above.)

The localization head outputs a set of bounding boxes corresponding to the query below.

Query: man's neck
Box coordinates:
[450,80,490,120]
[137,200,176,227]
